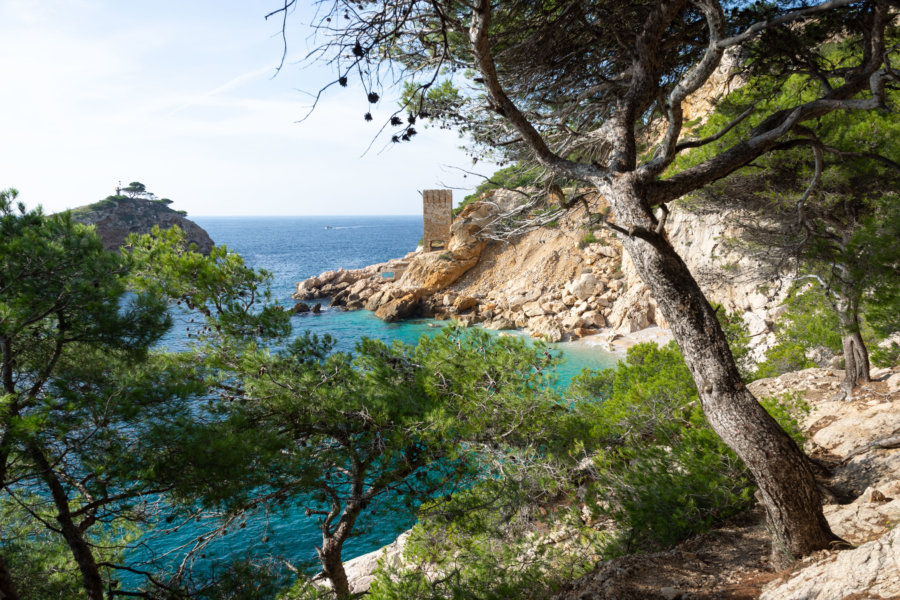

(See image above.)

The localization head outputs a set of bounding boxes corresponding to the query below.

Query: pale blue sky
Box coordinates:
[0,1,492,215]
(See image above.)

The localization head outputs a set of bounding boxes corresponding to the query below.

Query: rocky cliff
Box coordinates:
[67,196,214,254]
[294,188,786,357]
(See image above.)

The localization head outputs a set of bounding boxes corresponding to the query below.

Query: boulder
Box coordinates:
[527,316,564,342]
[595,244,618,259]
[311,303,322,314]
[453,295,478,312]
[365,290,386,311]
[568,273,599,301]
[581,310,606,328]
[293,302,310,313]
[760,526,900,600]
[812,402,899,456]
[487,317,517,331]
[887,372,900,393]
[523,301,546,318]
[375,292,422,322]
[825,481,900,545]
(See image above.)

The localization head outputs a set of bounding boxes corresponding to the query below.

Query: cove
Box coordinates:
[125,216,619,587]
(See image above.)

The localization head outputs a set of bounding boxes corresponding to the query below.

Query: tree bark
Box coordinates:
[320,537,352,600]
[318,502,363,600]
[604,175,840,562]
[836,294,870,394]
[28,445,105,600]
[841,329,870,393]
[0,554,20,600]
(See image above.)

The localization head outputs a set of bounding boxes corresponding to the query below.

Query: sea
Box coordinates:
[133,215,618,587]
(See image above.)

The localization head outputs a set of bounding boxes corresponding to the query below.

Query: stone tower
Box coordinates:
[422,189,452,251]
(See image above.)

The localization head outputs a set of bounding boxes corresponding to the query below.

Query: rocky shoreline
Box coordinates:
[294,193,671,347]
[294,190,785,358]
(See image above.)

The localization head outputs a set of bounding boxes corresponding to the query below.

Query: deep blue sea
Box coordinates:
[133,215,617,587]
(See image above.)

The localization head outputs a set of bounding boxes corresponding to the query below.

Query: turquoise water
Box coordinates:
[130,216,617,586]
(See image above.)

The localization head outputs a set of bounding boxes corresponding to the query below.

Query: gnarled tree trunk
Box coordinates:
[836,291,870,394]
[320,536,352,600]
[605,176,840,561]
[317,501,363,600]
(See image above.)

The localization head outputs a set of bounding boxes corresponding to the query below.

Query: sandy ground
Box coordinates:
[573,325,676,354]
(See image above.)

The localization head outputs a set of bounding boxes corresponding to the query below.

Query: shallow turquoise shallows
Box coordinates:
[127,215,617,586]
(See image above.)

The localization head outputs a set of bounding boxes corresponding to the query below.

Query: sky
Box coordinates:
[0,1,494,216]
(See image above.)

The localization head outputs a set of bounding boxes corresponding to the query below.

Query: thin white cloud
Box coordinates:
[161,65,278,117]
[0,2,495,216]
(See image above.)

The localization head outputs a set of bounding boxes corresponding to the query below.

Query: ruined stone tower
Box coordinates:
[422,189,452,251]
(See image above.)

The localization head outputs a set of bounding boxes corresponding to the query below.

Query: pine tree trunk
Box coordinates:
[320,538,352,600]
[29,445,104,600]
[317,501,363,600]
[837,297,870,394]
[0,554,20,600]
[605,178,839,561]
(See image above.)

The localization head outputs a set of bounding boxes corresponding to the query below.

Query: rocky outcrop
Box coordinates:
[294,201,498,324]
[293,187,792,351]
[751,366,900,600]
[68,196,214,254]
[761,526,900,600]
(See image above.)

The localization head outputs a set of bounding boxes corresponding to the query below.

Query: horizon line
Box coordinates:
[190,213,422,218]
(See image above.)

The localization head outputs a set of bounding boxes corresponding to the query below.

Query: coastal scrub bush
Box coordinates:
[578,231,598,249]
[754,284,844,379]
[568,342,808,554]
[871,342,900,369]
[365,452,603,599]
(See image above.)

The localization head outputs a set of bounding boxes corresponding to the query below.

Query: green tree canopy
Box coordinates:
[280,0,899,561]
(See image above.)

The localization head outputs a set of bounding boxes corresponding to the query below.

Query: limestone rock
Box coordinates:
[581,310,607,328]
[375,292,422,322]
[760,526,900,600]
[527,317,564,342]
[825,481,900,545]
[607,284,655,334]
[887,372,900,393]
[486,317,517,331]
[812,402,899,456]
[453,295,478,312]
[567,272,599,301]
[292,302,310,313]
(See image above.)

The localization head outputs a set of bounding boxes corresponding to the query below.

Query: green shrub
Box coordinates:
[570,342,809,554]
[754,342,816,380]
[871,342,900,368]
[457,163,544,214]
[366,468,602,600]
[578,231,598,249]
